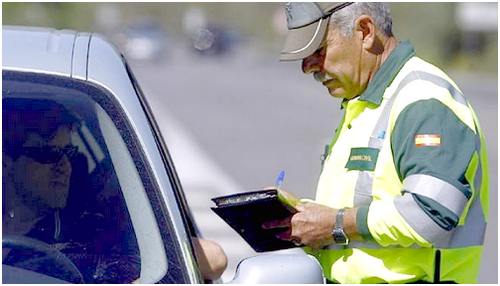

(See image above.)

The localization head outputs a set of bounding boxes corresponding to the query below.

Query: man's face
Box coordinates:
[12,125,73,211]
[302,27,364,100]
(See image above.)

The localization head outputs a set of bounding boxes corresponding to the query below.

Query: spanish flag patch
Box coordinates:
[415,134,441,147]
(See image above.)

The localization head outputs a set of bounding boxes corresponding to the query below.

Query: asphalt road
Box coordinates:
[132,46,497,283]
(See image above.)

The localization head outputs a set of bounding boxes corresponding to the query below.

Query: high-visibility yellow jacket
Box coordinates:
[309,40,489,284]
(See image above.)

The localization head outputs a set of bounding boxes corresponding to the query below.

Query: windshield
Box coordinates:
[2,71,172,283]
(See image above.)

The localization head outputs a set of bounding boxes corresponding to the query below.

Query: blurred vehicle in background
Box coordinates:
[111,20,169,63]
[191,25,242,56]
[2,25,325,284]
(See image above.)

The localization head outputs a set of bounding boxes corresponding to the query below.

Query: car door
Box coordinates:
[3,28,203,284]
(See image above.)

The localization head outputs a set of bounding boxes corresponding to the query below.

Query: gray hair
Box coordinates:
[329,2,393,38]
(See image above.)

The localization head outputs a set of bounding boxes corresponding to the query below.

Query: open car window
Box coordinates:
[2,71,174,283]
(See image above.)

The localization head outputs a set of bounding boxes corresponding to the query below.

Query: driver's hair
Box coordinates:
[2,98,80,160]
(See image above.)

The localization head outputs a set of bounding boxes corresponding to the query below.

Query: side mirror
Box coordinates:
[228,254,325,284]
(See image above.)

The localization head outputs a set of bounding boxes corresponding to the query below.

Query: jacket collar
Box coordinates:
[357,39,416,106]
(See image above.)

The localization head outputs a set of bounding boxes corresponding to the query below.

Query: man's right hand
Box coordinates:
[262,202,336,249]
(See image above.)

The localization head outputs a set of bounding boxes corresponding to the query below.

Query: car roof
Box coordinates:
[2,25,92,78]
[2,26,138,107]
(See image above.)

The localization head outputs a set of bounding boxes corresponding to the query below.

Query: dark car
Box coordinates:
[191,26,242,56]
[2,25,325,284]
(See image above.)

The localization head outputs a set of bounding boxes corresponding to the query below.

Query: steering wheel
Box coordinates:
[2,235,85,283]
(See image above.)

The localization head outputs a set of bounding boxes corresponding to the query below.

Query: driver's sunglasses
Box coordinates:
[22,145,79,164]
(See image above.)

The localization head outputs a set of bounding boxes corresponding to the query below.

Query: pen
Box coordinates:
[275,170,285,191]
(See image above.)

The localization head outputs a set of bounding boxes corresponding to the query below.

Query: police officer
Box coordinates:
[263,2,489,283]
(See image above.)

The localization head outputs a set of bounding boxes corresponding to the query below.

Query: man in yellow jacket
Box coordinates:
[264,2,489,283]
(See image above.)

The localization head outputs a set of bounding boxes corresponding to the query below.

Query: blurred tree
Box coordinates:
[391,3,455,66]
[3,2,95,30]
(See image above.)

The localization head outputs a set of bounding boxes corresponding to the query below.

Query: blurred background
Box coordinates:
[3,2,497,284]
[3,2,498,73]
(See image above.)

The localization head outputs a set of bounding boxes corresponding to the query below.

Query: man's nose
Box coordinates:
[302,53,322,74]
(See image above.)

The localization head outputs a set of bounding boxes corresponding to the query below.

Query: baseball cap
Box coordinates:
[280,2,353,61]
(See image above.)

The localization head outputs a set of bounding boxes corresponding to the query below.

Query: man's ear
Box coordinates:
[355,15,382,54]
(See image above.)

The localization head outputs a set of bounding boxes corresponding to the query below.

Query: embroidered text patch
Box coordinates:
[345,148,379,171]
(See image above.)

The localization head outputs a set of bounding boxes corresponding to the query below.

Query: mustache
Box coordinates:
[314,72,333,83]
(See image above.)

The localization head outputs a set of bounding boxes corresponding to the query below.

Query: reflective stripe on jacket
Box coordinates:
[311,40,489,284]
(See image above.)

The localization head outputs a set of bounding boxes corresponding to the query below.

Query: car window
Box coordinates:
[2,71,173,283]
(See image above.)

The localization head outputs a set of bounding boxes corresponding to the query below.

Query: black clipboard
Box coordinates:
[211,189,299,252]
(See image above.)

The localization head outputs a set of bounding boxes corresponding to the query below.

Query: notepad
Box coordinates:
[211,189,300,252]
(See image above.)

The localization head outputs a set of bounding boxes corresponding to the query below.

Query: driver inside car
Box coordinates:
[3,104,76,239]
[2,98,89,283]
[3,99,83,237]
[3,98,147,284]
[3,98,145,283]
[2,98,228,283]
